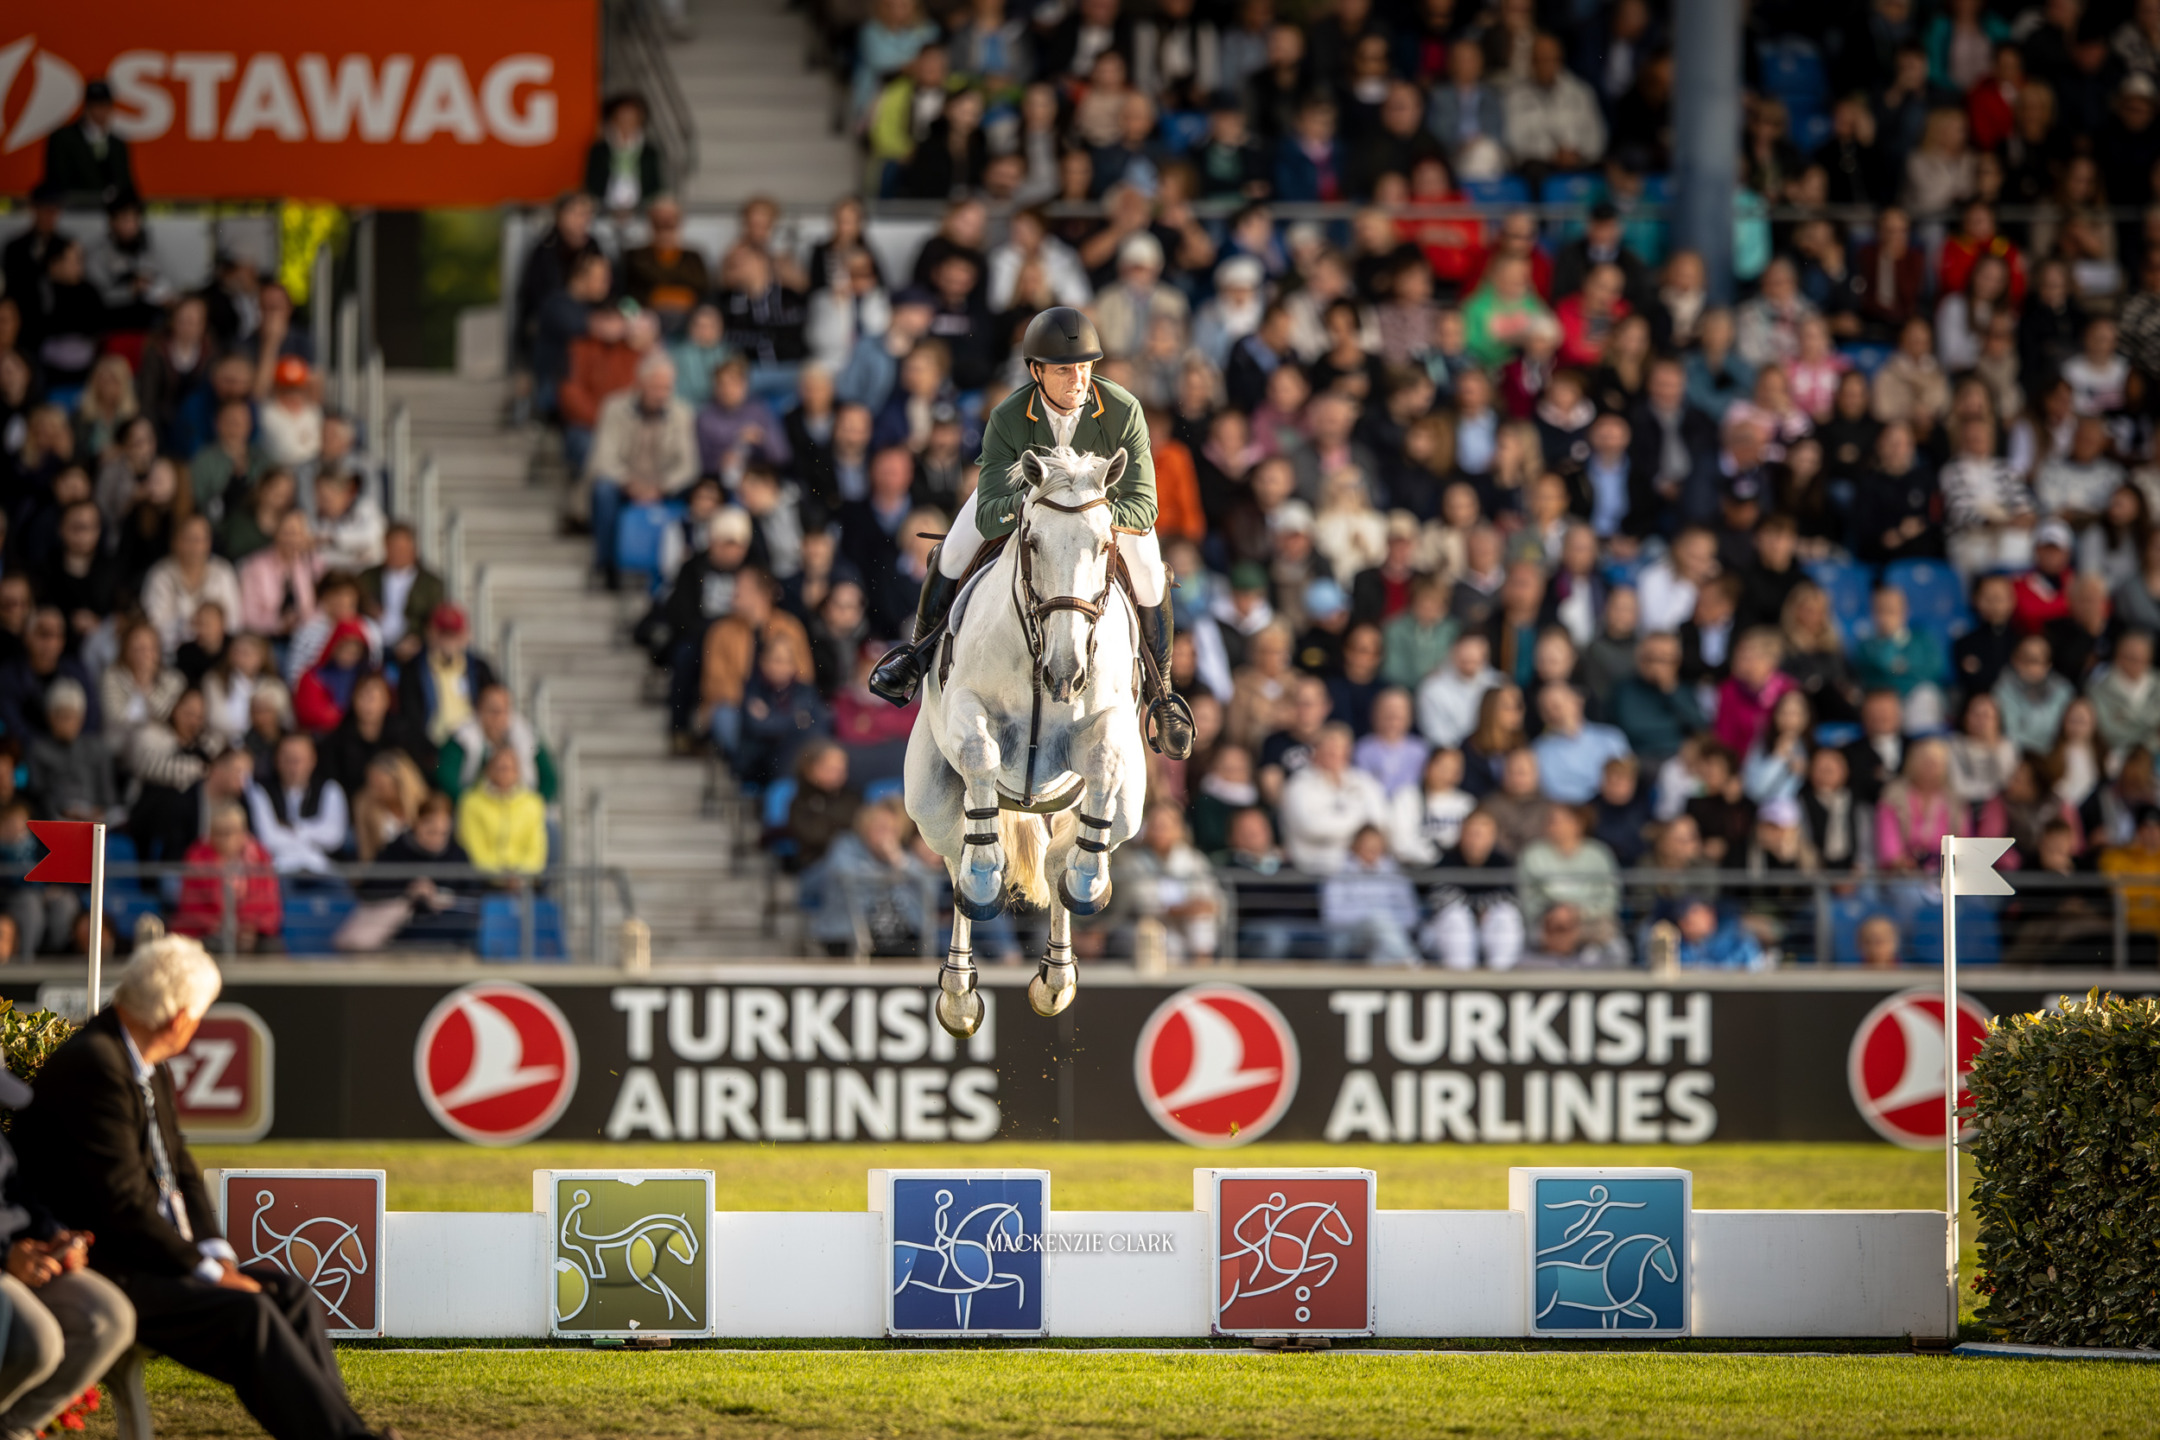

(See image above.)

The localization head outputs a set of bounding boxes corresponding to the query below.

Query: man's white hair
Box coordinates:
[113,936,223,1029]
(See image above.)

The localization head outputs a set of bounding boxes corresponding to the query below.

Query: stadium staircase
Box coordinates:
[388,371,781,961]
[671,0,860,207]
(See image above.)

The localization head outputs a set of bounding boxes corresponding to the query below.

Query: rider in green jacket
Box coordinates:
[867,307,1196,760]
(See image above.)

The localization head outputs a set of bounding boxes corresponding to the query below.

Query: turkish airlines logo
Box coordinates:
[415,982,578,1146]
[1847,988,1993,1149]
[1134,985,1299,1147]
[0,37,82,154]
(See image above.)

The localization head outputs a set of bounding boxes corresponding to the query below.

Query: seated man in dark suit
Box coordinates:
[15,938,397,1440]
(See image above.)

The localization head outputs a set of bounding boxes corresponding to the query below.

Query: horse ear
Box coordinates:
[1019,449,1049,490]
[1102,447,1129,491]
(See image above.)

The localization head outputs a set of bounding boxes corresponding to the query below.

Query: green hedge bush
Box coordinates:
[1969,990,2160,1348]
[0,999,73,1129]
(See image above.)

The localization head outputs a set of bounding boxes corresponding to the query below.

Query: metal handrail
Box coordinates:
[584,783,610,964]
[600,0,699,195]
[1200,863,2152,969]
[415,454,440,565]
[471,564,495,656]
[364,349,385,459]
[84,860,639,965]
[442,510,467,605]
[499,620,524,705]
[309,244,334,388]
[335,297,360,416]
[386,405,412,521]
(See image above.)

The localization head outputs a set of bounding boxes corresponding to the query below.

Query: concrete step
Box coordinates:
[390,363,784,956]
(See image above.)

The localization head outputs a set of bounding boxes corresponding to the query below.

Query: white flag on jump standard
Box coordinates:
[1945,837,2015,895]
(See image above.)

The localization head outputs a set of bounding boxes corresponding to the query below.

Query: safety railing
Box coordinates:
[86,861,638,966]
[600,0,699,193]
[763,861,2159,969]
[1193,865,2146,970]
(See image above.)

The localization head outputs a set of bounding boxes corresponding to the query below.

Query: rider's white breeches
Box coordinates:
[938,489,1166,606]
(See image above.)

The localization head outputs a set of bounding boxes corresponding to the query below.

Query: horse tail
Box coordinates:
[998,810,1052,910]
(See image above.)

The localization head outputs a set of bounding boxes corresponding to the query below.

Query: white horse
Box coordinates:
[903,446,1149,1037]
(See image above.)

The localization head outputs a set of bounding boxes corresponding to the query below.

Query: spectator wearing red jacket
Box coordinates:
[1937,202,2027,306]
[292,621,372,734]
[2011,520,2078,634]
[1556,264,1630,369]
[174,801,282,953]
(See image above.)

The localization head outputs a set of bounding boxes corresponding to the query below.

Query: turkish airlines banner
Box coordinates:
[0,1,596,205]
[6,971,2112,1148]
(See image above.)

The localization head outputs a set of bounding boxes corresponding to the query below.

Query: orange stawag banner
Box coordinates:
[0,1,597,206]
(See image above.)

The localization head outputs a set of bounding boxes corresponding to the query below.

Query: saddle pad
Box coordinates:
[944,561,997,640]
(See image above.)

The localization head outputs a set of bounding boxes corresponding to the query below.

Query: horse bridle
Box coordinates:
[1012,489,1115,659]
[1010,486,1116,809]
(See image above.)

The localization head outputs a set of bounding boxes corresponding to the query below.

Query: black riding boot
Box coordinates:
[1137,601,1196,759]
[868,550,964,705]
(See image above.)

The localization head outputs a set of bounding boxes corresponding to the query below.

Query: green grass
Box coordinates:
[97,1350,2160,1439]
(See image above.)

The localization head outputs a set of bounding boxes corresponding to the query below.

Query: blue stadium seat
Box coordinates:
[1461,177,1531,206]
[1837,342,1894,377]
[1756,39,1827,106]
[1885,559,1973,639]
[1825,889,2001,964]
[98,833,162,935]
[863,777,905,804]
[1160,111,1209,154]
[478,896,567,960]
[1805,559,1875,646]
[1540,174,1606,243]
[614,500,683,587]
[280,881,357,957]
[1789,106,1831,153]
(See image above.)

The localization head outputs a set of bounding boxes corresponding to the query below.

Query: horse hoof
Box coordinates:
[1028,961,1078,1017]
[935,986,984,1038]
[954,889,1008,921]
[1058,875,1112,917]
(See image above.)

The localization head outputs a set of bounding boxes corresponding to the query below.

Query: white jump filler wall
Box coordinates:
[225,1167,1950,1341]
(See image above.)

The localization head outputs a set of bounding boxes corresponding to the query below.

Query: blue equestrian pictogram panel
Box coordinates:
[1529,1174,1689,1335]
[888,1175,1046,1335]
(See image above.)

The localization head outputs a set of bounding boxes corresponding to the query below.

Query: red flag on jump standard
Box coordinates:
[25,822,95,885]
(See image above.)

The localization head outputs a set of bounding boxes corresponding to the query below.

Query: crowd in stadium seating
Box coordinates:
[501,0,2160,967]
[0,157,558,959]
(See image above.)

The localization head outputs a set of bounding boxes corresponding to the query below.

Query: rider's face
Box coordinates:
[1036,361,1092,413]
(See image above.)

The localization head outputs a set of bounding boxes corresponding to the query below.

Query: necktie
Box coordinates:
[138,1074,193,1242]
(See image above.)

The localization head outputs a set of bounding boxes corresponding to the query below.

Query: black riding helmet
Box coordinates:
[1021,307,1103,367]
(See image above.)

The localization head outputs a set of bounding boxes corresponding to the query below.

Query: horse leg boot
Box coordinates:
[1136,602,1196,760]
[935,911,985,1037]
[868,545,963,705]
[1030,904,1079,1018]
[1058,806,1115,916]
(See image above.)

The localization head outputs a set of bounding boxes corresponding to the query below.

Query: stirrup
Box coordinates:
[867,638,927,706]
[1144,692,1196,757]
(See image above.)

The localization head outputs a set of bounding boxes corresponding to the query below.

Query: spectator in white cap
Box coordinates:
[1194,255,1267,369]
[1093,230,1189,362]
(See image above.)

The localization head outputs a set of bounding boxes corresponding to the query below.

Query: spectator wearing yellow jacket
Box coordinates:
[456,747,548,877]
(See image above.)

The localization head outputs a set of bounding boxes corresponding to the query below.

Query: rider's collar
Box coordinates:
[1026,383,1104,423]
